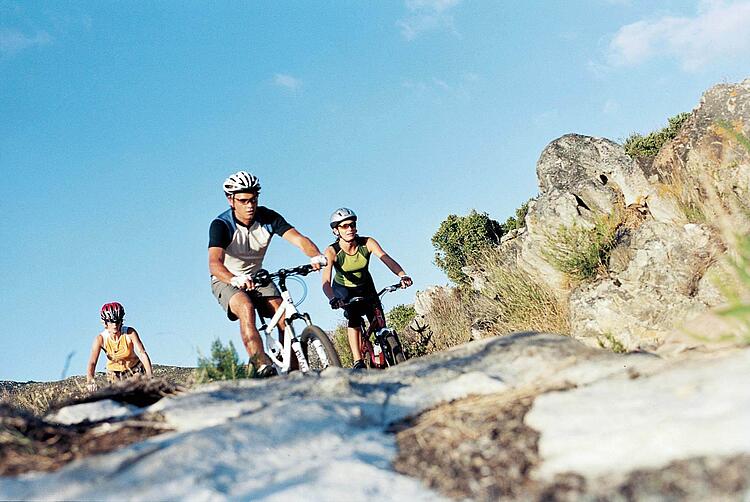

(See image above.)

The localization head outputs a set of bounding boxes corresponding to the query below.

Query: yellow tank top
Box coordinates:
[101,326,140,372]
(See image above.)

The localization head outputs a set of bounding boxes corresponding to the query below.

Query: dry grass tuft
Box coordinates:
[470,248,570,336]
[421,287,474,352]
[0,402,170,476]
[391,389,544,500]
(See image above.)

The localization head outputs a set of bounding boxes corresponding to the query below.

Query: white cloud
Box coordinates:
[273,73,302,91]
[397,0,462,40]
[0,28,52,56]
[606,0,750,70]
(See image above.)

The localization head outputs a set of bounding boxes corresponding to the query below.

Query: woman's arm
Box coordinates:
[86,335,103,390]
[128,328,153,377]
[321,246,338,303]
[367,238,413,287]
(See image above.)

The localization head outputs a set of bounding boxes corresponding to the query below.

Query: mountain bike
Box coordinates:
[340,282,408,369]
[252,264,342,374]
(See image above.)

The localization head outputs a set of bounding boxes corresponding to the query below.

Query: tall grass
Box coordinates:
[657,169,707,224]
[543,210,623,283]
[470,249,570,335]
[422,287,474,351]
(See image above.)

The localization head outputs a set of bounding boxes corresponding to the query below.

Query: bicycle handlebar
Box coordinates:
[252,264,316,287]
[339,282,408,308]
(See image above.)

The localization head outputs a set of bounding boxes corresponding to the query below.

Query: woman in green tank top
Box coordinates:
[321,208,413,370]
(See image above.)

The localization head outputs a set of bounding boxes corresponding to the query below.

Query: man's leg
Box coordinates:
[228,291,271,366]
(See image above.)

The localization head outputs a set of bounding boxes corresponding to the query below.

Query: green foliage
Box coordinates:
[432,210,504,284]
[597,332,627,353]
[386,304,417,332]
[624,112,690,158]
[543,211,622,282]
[502,200,530,233]
[195,338,248,383]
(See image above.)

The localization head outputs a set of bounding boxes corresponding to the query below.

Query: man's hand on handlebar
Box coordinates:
[399,275,413,288]
[230,274,254,290]
[310,254,327,271]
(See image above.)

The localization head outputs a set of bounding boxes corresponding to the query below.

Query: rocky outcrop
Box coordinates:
[569,220,723,350]
[653,79,750,202]
[461,78,750,351]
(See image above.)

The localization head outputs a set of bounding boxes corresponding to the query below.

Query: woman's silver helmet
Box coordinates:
[330,207,357,228]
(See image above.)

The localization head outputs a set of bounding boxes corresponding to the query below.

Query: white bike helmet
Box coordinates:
[330,207,357,228]
[223,171,261,195]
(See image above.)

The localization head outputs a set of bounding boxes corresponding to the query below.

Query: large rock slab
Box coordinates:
[0,334,662,501]
[526,348,750,493]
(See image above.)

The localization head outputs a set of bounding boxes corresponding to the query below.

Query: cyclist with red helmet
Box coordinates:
[208,171,326,378]
[321,208,412,370]
[85,302,153,391]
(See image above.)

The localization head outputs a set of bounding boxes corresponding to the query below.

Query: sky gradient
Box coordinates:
[2,0,750,381]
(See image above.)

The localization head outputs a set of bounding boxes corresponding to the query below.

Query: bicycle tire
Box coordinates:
[300,325,342,370]
[384,330,406,365]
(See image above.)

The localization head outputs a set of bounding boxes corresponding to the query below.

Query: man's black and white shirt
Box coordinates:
[208,207,293,277]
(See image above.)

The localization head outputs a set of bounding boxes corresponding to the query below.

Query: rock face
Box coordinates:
[1,334,748,501]
[465,78,750,351]
[654,79,750,201]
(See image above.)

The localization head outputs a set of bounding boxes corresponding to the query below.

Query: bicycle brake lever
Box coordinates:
[253,269,271,286]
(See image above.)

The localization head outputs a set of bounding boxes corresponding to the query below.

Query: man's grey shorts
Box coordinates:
[211,278,281,321]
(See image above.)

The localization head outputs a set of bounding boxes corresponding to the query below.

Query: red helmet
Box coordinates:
[100,302,125,323]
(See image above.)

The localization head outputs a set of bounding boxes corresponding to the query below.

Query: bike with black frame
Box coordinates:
[339,282,408,369]
[252,263,342,373]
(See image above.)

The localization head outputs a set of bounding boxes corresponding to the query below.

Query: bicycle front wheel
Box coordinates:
[300,325,342,370]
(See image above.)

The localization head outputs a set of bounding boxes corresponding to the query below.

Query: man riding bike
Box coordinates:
[86,302,153,391]
[208,171,326,378]
[321,208,412,370]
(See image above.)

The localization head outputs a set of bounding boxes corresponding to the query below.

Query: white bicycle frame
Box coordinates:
[257,287,313,374]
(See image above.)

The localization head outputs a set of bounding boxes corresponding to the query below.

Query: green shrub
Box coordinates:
[543,210,622,282]
[386,304,417,332]
[470,248,569,335]
[432,210,504,284]
[195,339,248,383]
[624,112,690,158]
[502,200,530,233]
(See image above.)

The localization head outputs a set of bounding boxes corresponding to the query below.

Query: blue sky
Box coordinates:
[2,0,749,381]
